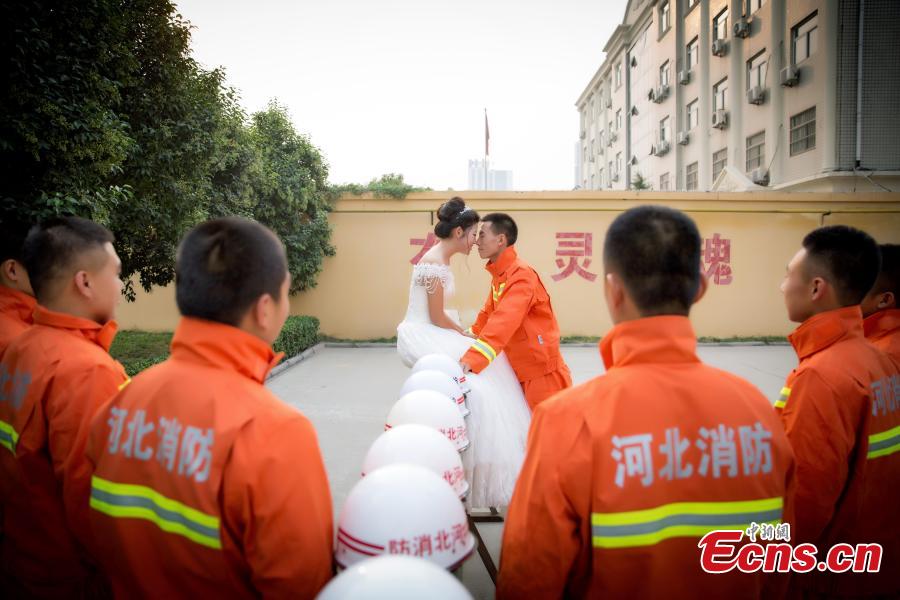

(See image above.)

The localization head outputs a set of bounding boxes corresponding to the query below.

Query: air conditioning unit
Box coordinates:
[653,85,670,103]
[678,69,691,85]
[733,18,751,38]
[606,97,612,108]
[747,85,765,105]
[751,167,770,186]
[677,131,690,145]
[712,109,728,129]
[712,39,728,57]
[609,131,618,143]
[780,65,800,87]
[611,170,620,182]
[655,140,671,156]
[648,88,656,101]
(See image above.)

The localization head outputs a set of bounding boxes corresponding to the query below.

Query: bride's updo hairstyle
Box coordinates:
[434,197,480,239]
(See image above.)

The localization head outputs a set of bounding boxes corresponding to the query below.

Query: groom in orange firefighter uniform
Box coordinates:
[460,213,572,411]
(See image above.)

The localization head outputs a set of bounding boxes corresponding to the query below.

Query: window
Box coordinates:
[660,61,670,88]
[659,1,671,35]
[714,78,728,111]
[714,8,729,41]
[583,147,588,164]
[608,120,614,136]
[790,107,816,155]
[792,12,818,64]
[660,172,670,191]
[608,161,614,184]
[713,148,728,182]
[748,0,766,13]
[746,131,765,171]
[747,50,767,89]
[590,139,595,157]
[687,37,699,70]
[600,131,605,148]
[616,152,623,177]
[687,98,699,130]
[687,0,700,10]
[615,62,623,88]
[660,116,671,143]
[686,162,699,191]
[616,109,623,130]
[599,168,604,188]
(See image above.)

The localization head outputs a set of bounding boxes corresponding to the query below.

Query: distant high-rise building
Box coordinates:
[468,159,514,191]
[576,0,900,192]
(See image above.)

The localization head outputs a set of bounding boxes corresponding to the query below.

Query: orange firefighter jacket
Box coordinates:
[497,316,795,599]
[777,306,900,597]
[864,308,900,365]
[86,317,334,599]
[0,285,36,353]
[0,305,127,592]
[462,246,566,382]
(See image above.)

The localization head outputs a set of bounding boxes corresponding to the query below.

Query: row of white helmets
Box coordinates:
[317,354,477,599]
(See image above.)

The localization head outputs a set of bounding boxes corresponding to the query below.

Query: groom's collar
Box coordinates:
[487,246,518,277]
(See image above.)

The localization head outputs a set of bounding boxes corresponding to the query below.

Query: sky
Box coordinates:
[175,0,629,191]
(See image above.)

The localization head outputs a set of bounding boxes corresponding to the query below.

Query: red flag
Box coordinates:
[484,109,490,157]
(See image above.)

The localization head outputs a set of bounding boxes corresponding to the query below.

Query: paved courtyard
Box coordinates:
[267,344,796,598]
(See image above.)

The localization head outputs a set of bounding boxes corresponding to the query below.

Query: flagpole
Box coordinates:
[484,108,488,191]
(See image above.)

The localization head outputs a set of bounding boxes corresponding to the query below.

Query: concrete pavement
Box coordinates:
[267,344,797,598]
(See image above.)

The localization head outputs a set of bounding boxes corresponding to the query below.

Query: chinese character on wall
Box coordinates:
[552,232,597,282]
[702,233,733,285]
[409,233,438,265]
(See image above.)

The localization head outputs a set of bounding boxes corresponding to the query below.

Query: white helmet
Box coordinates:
[362,424,469,499]
[413,353,471,397]
[335,464,476,571]
[385,390,469,453]
[317,555,472,600]
[401,369,469,418]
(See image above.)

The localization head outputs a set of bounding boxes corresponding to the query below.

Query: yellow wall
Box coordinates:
[115,191,900,338]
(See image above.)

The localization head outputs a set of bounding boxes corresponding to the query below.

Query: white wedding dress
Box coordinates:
[397,262,531,508]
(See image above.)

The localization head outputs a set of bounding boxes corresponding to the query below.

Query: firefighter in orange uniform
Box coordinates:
[86,217,334,598]
[777,226,899,597]
[861,243,899,365]
[0,217,127,597]
[0,220,36,353]
[460,213,572,410]
[497,206,795,599]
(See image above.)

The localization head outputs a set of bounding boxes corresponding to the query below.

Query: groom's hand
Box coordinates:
[459,361,472,374]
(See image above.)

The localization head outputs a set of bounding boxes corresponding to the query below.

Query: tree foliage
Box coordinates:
[631,171,652,190]
[1,0,334,298]
[329,173,431,200]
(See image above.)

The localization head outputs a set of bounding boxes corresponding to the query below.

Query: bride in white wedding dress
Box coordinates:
[397,198,531,508]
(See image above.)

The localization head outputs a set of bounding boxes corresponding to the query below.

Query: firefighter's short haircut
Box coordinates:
[802,225,880,306]
[604,205,702,316]
[482,213,518,246]
[22,216,115,302]
[176,217,288,326]
[870,244,899,298]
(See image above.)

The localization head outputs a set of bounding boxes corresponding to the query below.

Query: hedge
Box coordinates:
[112,316,321,376]
[272,316,321,360]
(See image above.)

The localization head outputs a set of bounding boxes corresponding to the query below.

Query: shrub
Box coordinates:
[273,316,321,359]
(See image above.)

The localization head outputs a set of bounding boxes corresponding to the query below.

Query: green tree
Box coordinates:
[1,0,335,298]
[631,171,652,190]
[247,102,335,294]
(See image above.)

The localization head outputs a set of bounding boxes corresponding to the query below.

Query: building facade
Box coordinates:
[576,0,900,192]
